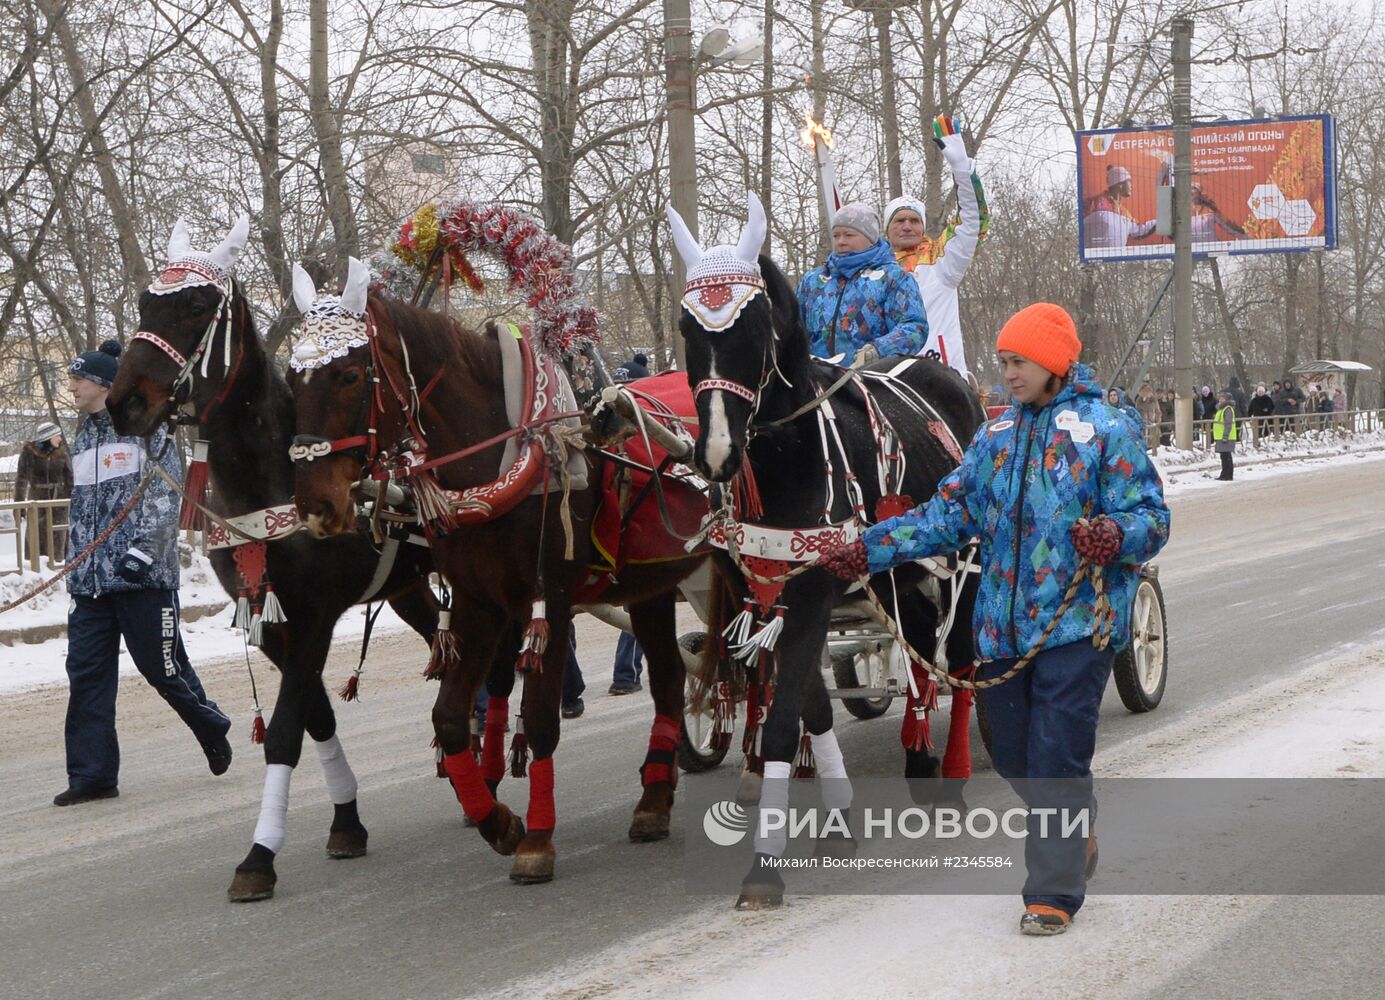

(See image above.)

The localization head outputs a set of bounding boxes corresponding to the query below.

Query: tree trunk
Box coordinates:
[308,0,359,270]
[46,1,151,298]
[527,0,577,245]
[259,0,295,354]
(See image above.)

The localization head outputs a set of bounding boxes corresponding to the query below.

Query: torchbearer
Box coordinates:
[884,114,990,379]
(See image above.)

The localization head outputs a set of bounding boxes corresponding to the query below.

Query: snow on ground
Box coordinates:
[494,636,1385,1000]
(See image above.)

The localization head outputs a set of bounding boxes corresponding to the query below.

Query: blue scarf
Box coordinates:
[825,238,894,280]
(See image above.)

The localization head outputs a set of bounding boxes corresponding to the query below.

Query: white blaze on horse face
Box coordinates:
[702,361,736,479]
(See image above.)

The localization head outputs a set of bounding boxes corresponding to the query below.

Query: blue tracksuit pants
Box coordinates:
[65,590,230,789]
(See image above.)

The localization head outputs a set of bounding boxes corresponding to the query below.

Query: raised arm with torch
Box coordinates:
[800,112,843,229]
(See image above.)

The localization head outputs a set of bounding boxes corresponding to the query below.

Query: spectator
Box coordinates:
[798,202,929,368]
[1317,387,1335,430]
[1227,377,1248,418]
[1281,377,1306,433]
[1158,389,1174,446]
[1333,386,1347,429]
[562,629,586,718]
[1135,384,1162,450]
[1270,380,1288,434]
[1212,389,1238,481]
[1195,385,1217,445]
[14,420,72,563]
[1106,387,1143,433]
[613,352,650,383]
[57,340,232,806]
[1247,383,1275,444]
[609,630,644,695]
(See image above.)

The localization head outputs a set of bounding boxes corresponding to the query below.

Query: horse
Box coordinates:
[106,217,454,903]
[668,193,985,907]
[285,258,707,884]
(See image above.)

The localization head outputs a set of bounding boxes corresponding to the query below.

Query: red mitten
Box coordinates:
[1071,516,1124,565]
[817,539,869,581]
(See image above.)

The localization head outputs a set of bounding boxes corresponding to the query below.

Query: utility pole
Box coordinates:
[1171,17,1194,450]
[663,0,696,370]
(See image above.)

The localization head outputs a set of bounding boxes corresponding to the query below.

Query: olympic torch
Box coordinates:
[800,111,843,224]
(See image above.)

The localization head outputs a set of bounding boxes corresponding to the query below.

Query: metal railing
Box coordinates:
[0,498,70,575]
[1146,408,1383,452]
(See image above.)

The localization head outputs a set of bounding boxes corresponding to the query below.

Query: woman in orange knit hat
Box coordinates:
[820,302,1170,935]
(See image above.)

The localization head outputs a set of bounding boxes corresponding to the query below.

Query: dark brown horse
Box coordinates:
[286,261,706,883]
[106,219,446,902]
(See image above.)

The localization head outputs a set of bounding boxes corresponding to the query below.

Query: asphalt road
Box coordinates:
[2,456,1383,1000]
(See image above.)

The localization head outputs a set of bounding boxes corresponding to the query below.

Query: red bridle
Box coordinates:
[693,378,757,404]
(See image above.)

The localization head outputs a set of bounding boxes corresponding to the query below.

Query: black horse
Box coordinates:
[107,218,451,903]
[669,194,984,906]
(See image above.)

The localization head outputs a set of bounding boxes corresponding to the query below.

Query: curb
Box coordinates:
[0,599,229,647]
[1160,442,1385,478]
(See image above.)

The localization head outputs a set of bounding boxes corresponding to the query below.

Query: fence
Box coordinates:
[0,499,70,575]
[1148,408,1383,452]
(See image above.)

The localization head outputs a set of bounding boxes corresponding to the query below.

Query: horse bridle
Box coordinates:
[131,284,244,421]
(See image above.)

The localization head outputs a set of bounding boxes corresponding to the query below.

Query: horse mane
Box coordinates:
[367,291,501,384]
[756,254,813,378]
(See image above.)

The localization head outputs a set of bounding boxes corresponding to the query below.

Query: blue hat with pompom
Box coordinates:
[69,339,122,388]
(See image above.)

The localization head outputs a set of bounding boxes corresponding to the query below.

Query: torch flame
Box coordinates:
[800,112,834,150]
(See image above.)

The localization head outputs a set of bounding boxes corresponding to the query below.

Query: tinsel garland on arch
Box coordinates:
[374,200,601,357]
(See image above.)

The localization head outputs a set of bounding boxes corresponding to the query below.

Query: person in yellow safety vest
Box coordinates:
[1212,389,1239,481]
[884,114,989,381]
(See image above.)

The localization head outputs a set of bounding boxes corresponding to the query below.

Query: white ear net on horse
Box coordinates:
[288,261,373,373]
[340,257,370,317]
[167,218,193,261]
[675,193,768,333]
[209,213,251,272]
[292,263,318,315]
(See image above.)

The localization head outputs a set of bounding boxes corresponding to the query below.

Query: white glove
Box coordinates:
[937,132,972,175]
[849,343,879,369]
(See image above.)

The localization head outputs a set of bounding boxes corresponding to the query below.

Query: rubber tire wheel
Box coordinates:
[1112,576,1168,713]
[677,632,731,772]
[974,691,994,764]
[831,651,893,720]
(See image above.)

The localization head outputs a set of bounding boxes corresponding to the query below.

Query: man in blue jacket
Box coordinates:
[56,340,232,806]
[820,303,1170,935]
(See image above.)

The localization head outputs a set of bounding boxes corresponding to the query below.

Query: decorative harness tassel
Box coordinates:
[179,439,211,531]
[793,730,816,780]
[509,717,529,778]
[250,702,266,744]
[711,681,736,752]
[516,599,549,674]
[731,605,785,663]
[721,600,756,650]
[425,609,458,680]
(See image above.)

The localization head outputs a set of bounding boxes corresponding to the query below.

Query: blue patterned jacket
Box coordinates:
[66,410,183,596]
[797,240,928,365]
[862,363,1170,659]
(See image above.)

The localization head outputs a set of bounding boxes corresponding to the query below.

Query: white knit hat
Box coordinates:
[831,202,881,244]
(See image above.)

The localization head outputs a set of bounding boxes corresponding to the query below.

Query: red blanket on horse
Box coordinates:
[578,372,706,602]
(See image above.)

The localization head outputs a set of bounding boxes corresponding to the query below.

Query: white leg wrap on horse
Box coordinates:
[253,764,293,854]
[754,760,793,857]
[314,734,358,805]
[811,729,853,811]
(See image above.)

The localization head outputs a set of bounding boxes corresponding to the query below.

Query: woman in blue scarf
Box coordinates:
[797,203,929,368]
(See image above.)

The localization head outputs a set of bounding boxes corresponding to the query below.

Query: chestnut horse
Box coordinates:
[286,261,705,883]
[107,218,454,902]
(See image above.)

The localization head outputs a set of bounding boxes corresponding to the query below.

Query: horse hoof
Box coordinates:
[326,827,368,859]
[734,889,784,910]
[735,769,763,805]
[478,803,526,856]
[628,810,671,842]
[227,867,276,903]
[509,845,555,884]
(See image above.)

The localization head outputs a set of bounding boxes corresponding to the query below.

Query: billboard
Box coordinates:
[1076,114,1336,263]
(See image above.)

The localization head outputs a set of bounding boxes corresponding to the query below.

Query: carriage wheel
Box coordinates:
[677,632,731,772]
[1112,575,1168,713]
[831,651,894,721]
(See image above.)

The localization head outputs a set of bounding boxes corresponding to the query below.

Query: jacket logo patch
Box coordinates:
[989,419,1014,433]
[1055,409,1095,444]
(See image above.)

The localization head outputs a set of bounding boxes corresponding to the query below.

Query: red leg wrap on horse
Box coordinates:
[527,756,556,832]
[641,714,680,787]
[942,677,975,780]
[481,697,509,784]
[650,714,679,748]
[443,750,495,822]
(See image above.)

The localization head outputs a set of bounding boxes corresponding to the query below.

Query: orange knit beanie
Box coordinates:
[996,303,1082,377]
